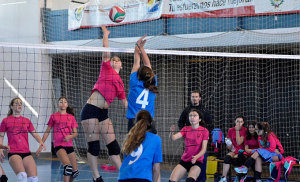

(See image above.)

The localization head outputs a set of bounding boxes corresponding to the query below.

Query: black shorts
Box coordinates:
[179,160,203,172]
[119,179,150,182]
[80,103,108,122]
[8,152,31,160]
[54,146,75,154]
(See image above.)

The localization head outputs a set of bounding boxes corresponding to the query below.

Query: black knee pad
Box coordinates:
[0,175,8,182]
[71,170,79,178]
[88,141,100,156]
[224,155,232,164]
[186,177,196,182]
[63,165,73,176]
[106,140,120,155]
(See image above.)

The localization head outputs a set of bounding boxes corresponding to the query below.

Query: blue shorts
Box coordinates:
[252,149,282,162]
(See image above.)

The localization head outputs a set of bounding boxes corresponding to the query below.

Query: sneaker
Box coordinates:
[219,177,227,182]
[234,165,248,174]
[93,176,104,182]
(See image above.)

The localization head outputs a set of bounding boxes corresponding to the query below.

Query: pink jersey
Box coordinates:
[180,126,209,163]
[258,132,282,153]
[92,60,126,105]
[227,126,247,154]
[0,116,35,153]
[244,136,259,156]
[48,112,78,147]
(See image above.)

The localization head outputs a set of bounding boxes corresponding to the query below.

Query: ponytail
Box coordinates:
[122,110,153,155]
[138,66,158,94]
[122,119,147,155]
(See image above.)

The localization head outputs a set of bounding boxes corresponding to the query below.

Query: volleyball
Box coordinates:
[109,6,126,23]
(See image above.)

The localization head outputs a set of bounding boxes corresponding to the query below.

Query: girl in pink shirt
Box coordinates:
[36,97,78,182]
[169,109,209,182]
[0,97,46,182]
[80,26,127,182]
[235,122,283,181]
[219,116,247,182]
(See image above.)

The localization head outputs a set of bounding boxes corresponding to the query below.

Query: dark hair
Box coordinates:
[246,121,258,140]
[122,110,153,155]
[137,66,158,93]
[7,97,22,117]
[235,115,245,122]
[191,90,201,97]
[188,109,206,127]
[256,122,274,147]
[58,97,75,116]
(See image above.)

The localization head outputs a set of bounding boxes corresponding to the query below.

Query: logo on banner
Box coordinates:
[270,0,284,8]
[147,0,161,12]
[74,6,84,21]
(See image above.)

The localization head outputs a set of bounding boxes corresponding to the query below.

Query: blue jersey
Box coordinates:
[126,72,157,119]
[118,132,163,182]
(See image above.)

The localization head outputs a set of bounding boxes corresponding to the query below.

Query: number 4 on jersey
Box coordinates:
[136,89,149,109]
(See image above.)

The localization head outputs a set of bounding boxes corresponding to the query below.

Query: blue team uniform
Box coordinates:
[126,72,157,119]
[118,132,163,182]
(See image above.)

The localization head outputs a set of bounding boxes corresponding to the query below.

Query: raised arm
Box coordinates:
[101,26,111,62]
[169,125,183,141]
[136,35,151,69]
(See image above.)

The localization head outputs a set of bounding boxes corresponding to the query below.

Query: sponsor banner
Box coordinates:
[254,0,300,14]
[162,0,300,17]
[68,0,163,30]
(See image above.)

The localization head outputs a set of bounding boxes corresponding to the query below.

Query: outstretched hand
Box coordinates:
[136,35,147,49]
[101,26,110,37]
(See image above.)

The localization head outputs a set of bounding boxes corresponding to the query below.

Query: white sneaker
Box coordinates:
[219,177,227,182]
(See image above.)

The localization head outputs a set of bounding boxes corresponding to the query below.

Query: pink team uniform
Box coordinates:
[180,126,209,163]
[227,126,247,154]
[0,116,35,153]
[258,132,278,152]
[92,60,126,105]
[48,112,78,147]
[244,136,259,156]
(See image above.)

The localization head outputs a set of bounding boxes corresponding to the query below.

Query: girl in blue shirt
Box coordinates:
[126,35,158,133]
[119,110,163,182]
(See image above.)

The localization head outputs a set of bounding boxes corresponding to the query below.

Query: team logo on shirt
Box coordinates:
[129,144,143,165]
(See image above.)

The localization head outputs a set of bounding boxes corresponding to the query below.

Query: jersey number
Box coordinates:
[128,144,143,165]
[136,89,149,109]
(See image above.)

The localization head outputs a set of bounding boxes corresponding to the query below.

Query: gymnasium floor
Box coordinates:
[0,157,176,182]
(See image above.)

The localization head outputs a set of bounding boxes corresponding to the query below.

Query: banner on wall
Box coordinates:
[68,0,163,30]
[162,0,300,17]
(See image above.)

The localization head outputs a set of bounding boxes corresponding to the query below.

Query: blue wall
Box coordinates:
[43,9,300,42]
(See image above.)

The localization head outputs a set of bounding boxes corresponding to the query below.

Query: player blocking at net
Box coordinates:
[0,97,47,182]
[169,109,209,182]
[126,34,158,133]
[80,26,128,182]
[36,97,79,182]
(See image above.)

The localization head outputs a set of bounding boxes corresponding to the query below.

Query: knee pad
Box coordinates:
[186,177,196,182]
[27,176,38,182]
[0,175,8,182]
[71,170,79,178]
[88,141,100,156]
[63,165,73,176]
[106,140,120,156]
[224,155,232,164]
[169,181,176,182]
[17,172,27,182]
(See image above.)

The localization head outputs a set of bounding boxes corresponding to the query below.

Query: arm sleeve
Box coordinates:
[47,115,54,127]
[153,136,163,163]
[268,134,277,152]
[116,80,126,100]
[203,128,209,140]
[71,116,78,128]
[28,119,35,132]
[180,127,187,137]
[227,128,232,139]
[0,119,7,132]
